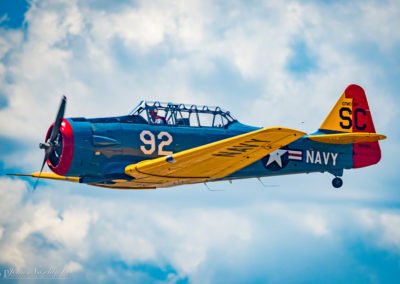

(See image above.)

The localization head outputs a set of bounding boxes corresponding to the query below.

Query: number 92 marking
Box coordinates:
[140,130,173,156]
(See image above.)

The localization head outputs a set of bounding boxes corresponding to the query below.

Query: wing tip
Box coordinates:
[6,173,31,177]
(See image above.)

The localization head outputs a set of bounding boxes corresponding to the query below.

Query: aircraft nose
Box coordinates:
[44,119,74,175]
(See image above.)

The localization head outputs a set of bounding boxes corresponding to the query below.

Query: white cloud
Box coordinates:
[0,178,96,268]
[303,214,329,236]
[64,260,83,273]
[151,209,251,274]
[381,214,400,249]
[0,0,397,148]
[358,209,400,251]
[0,177,252,279]
[1,176,400,282]
[0,178,26,221]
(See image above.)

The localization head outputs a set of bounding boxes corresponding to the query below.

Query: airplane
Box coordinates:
[9,84,386,189]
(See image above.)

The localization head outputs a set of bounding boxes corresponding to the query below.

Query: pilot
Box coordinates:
[149,108,167,124]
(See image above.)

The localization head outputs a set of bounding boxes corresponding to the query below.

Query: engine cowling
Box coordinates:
[45,119,74,175]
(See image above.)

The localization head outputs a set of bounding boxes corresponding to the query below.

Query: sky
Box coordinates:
[0,0,399,283]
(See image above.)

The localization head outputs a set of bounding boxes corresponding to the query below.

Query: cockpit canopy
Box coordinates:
[130,100,237,128]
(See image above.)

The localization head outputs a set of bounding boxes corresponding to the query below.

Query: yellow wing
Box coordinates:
[308,132,386,144]
[7,172,80,182]
[125,127,306,187]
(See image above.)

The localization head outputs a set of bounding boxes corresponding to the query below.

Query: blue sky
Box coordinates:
[0,0,400,283]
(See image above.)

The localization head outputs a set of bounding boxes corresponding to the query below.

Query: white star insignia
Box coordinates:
[266,149,288,168]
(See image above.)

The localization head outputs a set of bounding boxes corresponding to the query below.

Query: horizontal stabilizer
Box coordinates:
[308,133,386,144]
[7,172,80,182]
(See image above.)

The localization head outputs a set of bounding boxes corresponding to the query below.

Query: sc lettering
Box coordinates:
[339,107,367,131]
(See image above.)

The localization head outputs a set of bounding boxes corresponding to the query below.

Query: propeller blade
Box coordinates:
[35,95,66,190]
[49,95,67,143]
[33,148,51,190]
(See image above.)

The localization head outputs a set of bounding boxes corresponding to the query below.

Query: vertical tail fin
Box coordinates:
[319,84,382,168]
[320,84,376,133]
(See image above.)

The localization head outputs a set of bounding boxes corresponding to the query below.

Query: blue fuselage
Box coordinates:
[62,116,353,184]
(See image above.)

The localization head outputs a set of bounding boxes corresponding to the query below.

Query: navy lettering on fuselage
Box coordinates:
[306,150,338,166]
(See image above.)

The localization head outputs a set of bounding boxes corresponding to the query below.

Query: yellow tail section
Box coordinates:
[320,92,353,132]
